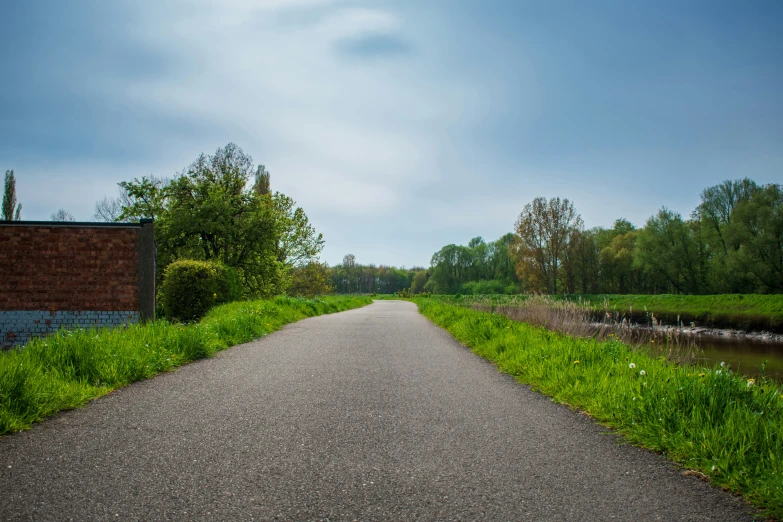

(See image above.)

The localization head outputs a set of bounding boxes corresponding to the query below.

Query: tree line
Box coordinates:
[6,164,780,296]
[329,254,423,294]
[345,178,781,296]
[510,178,782,295]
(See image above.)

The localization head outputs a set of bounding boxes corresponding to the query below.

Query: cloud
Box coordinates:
[335,34,413,59]
[315,7,400,39]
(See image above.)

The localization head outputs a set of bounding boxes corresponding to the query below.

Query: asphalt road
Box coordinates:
[0,301,754,521]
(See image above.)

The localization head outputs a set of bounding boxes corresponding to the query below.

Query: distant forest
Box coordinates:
[330,178,782,295]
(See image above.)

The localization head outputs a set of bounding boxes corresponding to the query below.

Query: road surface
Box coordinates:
[0,301,753,520]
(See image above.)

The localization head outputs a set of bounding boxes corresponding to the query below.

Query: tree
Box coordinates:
[725,184,783,292]
[3,170,22,220]
[50,209,75,222]
[288,261,333,297]
[163,143,287,297]
[117,176,168,222]
[253,165,271,196]
[268,193,324,267]
[93,185,135,222]
[697,178,758,256]
[512,197,584,294]
[410,270,428,294]
[599,230,639,293]
[696,178,759,292]
[634,208,703,294]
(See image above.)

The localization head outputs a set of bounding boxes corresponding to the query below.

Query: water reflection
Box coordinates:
[691,336,783,381]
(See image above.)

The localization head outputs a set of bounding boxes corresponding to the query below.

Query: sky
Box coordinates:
[1,0,781,268]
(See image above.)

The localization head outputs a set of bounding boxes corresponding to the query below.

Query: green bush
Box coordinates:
[160,260,242,321]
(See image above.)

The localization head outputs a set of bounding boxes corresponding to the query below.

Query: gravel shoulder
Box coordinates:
[0,300,754,521]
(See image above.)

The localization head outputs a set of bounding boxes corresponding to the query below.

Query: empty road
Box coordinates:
[0,301,753,521]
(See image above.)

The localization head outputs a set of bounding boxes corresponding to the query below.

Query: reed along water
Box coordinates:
[473,298,783,382]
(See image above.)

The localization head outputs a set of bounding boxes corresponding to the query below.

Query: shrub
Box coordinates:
[160,260,242,321]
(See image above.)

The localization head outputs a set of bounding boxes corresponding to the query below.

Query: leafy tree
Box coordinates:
[570,228,601,293]
[697,178,759,292]
[2,170,21,220]
[116,176,168,222]
[106,143,309,299]
[697,178,758,256]
[253,165,271,196]
[725,184,783,292]
[288,261,332,297]
[599,230,639,293]
[50,209,75,222]
[410,270,428,294]
[163,144,287,297]
[512,197,584,294]
[269,193,324,267]
[634,208,703,294]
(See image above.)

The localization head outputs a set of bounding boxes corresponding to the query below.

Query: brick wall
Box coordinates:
[0,220,155,347]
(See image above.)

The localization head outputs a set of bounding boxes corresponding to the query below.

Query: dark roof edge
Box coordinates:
[0,220,152,229]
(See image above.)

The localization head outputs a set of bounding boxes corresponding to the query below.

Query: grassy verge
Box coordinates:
[430,293,783,333]
[0,295,371,435]
[415,297,783,518]
[570,294,783,333]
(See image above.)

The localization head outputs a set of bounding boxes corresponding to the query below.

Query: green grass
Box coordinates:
[432,293,783,333]
[0,295,371,435]
[415,297,783,518]
[572,294,783,333]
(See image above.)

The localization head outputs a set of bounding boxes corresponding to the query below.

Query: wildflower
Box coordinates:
[720,361,725,367]
[747,378,755,388]
[651,340,655,344]
[629,363,636,369]
[573,360,580,365]
[715,370,721,375]
[699,373,705,378]
[213,293,217,298]
[639,370,646,376]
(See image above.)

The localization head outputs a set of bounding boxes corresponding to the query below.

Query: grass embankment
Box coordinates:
[416,298,783,518]
[571,294,783,333]
[0,295,371,435]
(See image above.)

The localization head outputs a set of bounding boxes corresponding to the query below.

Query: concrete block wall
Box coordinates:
[0,310,140,346]
[0,220,155,348]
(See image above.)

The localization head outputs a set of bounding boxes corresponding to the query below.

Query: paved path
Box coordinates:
[1,301,753,521]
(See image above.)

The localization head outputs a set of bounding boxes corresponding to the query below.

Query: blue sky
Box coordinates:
[1,0,781,267]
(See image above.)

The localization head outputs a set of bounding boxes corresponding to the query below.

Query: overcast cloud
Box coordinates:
[1,0,781,267]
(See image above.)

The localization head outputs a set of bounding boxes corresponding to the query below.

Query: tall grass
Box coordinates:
[0,295,371,435]
[437,293,783,333]
[416,298,783,518]
[472,295,702,365]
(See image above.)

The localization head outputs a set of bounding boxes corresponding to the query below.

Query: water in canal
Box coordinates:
[688,334,783,381]
[619,326,783,381]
